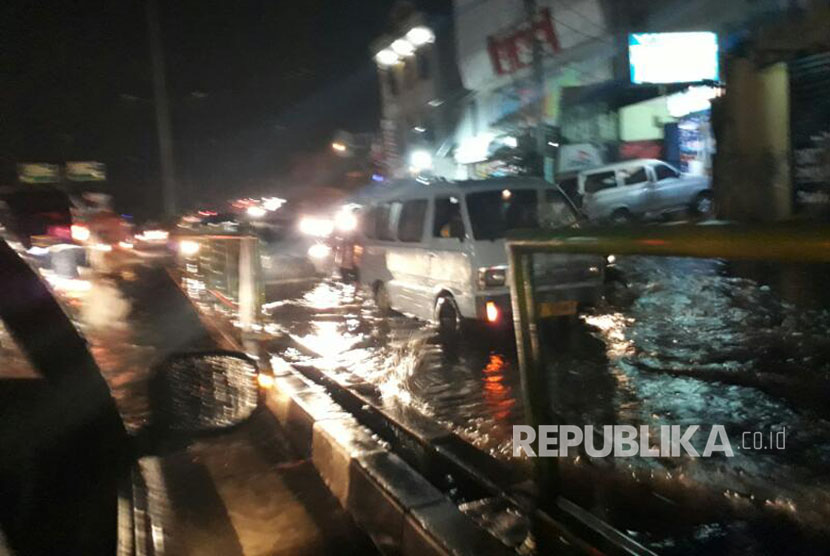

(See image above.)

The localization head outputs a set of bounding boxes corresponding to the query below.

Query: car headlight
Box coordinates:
[298,216,334,238]
[179,239,200,256]
[478,266,507,289]
[308,243,331,259]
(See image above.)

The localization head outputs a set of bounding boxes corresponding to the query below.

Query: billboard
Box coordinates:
[629,32,719,84]
[487,7,560,76]
[66,161,106,182]
[17,163,61,184]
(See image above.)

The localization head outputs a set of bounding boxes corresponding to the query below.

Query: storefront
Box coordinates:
[789,51,830,216]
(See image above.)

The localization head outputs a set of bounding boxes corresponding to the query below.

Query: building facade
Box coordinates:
[371,4,464,179]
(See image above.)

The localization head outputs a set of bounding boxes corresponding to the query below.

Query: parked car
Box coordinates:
[576,159,712,223]
[355,178,604,338]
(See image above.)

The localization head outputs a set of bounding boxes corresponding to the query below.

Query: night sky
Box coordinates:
[2,1,450,218]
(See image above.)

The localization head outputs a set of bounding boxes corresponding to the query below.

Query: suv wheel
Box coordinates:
[610,209,632,225]
[373,282,390,313]
[692,192,714,217]
[435,294,462,342]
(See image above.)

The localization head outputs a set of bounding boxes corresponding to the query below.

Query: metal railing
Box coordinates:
[176,233,263,332]
[506,223,830,551]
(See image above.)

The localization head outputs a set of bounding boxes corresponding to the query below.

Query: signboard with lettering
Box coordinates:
[487,7,559,76]
[629,32,719,84]
[17,163,61,184]
[66,161,106,182]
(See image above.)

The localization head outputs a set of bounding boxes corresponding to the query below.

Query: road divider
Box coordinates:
[264,356,514,555]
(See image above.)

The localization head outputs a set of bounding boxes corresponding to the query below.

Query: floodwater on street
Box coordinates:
[261,256,830,554]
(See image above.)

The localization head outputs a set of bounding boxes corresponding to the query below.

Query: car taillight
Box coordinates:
[485,301,500,323]
[478,266,507,289]
[47,225,72,240]
[71,224,90,242]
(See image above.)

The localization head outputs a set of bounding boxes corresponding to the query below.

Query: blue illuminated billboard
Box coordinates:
[629,32,719,84]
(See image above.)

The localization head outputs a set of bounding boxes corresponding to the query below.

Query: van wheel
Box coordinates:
[610,209,632,225]
[435,294,462,342]
[691,191,714,218]
[373,282,390,314]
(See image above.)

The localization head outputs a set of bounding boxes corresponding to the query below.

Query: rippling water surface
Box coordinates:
[264,257,830,554]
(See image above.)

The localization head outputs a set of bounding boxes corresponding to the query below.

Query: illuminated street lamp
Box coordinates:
[409,149,433,173]
[391,38,415,57]
[375,48,399,66]
[406,26,435,46]
[246,205,266,218]
[331,141,347,153]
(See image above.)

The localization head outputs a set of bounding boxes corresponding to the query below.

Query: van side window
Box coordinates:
[621,166,648,186]
[378,202,401,241]
[433,197,464,239]
[363,207,377,239]
[541,190,579,228]
[397,200,427,242]
[655,164,680,181]
[375,204,391,240]
[584,171,617,193]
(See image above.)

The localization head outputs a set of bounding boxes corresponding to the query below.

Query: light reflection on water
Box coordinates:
[262,258,830,553]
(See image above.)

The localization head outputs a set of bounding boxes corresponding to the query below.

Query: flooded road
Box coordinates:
[262,257,830,554]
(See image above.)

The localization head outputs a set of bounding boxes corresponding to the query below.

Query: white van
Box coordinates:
[355,178,604,337]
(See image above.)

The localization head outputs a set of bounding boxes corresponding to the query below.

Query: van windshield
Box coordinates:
[465,189,578,240]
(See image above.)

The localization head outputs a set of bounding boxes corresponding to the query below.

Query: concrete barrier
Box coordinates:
[264,362,514,556]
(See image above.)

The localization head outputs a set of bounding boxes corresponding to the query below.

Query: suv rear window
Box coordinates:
[584,171,617,193]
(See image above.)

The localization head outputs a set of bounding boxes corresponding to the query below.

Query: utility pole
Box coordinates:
[523,0,546,176]
[146,0,176,217]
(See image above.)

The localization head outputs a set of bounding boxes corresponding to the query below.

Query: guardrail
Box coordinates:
[506,223,830,551]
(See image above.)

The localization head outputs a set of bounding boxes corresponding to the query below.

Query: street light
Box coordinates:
[331,141,347,153]
[391,38,415,57]
[375,49,399,66]
[406,26,435,46]
[409,150,433,173]
[246,205,266,218]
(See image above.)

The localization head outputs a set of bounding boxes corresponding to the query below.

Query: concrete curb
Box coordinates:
[264,364,514,556]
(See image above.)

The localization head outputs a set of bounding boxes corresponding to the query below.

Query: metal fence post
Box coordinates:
[508,245,559,509]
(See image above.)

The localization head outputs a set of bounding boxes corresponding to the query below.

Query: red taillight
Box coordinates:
[485,301,500,323]
[47,225,72,240]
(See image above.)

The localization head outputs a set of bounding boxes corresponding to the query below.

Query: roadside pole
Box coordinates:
[146,0,177,217]
[523,0,547,177]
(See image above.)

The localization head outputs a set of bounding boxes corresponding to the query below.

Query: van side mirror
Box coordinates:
[147,350,261,437]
